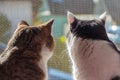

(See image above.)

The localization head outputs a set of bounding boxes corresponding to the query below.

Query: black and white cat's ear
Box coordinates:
[18,20,29,26]
[67,11,77,25]
[99,12,106,25]
[42,18,54,35]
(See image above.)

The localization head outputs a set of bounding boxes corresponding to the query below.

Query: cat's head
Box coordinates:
[66,11,109,43]
[7,19,54,60]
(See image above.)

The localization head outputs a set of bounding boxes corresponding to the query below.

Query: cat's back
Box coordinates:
[0,51,45,80]
[0,57,10,80]
[66,12,120,80]
[0,19,54,80]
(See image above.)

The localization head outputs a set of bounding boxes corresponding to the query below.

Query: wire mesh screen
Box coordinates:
[0,0,120,80]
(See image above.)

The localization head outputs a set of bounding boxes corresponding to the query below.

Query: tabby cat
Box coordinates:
[0,19,54,80]
[66,11,120,80]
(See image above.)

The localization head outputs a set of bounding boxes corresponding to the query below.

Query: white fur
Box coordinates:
[39,45,53,80]
[67,11,76,24]
[99,12,106,20]
[66,36,120,80]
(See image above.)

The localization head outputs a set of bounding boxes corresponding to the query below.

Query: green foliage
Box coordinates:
[0,13,11,44]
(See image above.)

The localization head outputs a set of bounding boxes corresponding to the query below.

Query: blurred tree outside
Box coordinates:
[32,0,43,25]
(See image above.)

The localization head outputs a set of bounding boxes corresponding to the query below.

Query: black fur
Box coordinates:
[70,19,109,41]
[111,76,120,80]
[70,18,120,54]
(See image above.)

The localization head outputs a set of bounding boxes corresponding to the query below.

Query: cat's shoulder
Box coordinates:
[108,40,120,54]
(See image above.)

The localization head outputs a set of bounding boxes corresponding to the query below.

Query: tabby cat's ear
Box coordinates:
[42,18,54,35]
[99,12,106,25]
[18,20,29,26]
[67,11,77,25]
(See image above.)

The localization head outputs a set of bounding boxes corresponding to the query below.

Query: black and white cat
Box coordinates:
[66,11,120,80]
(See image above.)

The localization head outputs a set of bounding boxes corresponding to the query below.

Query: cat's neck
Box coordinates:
[68,38,120,80]
[39,58,48,80]
[38,45,53,80]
